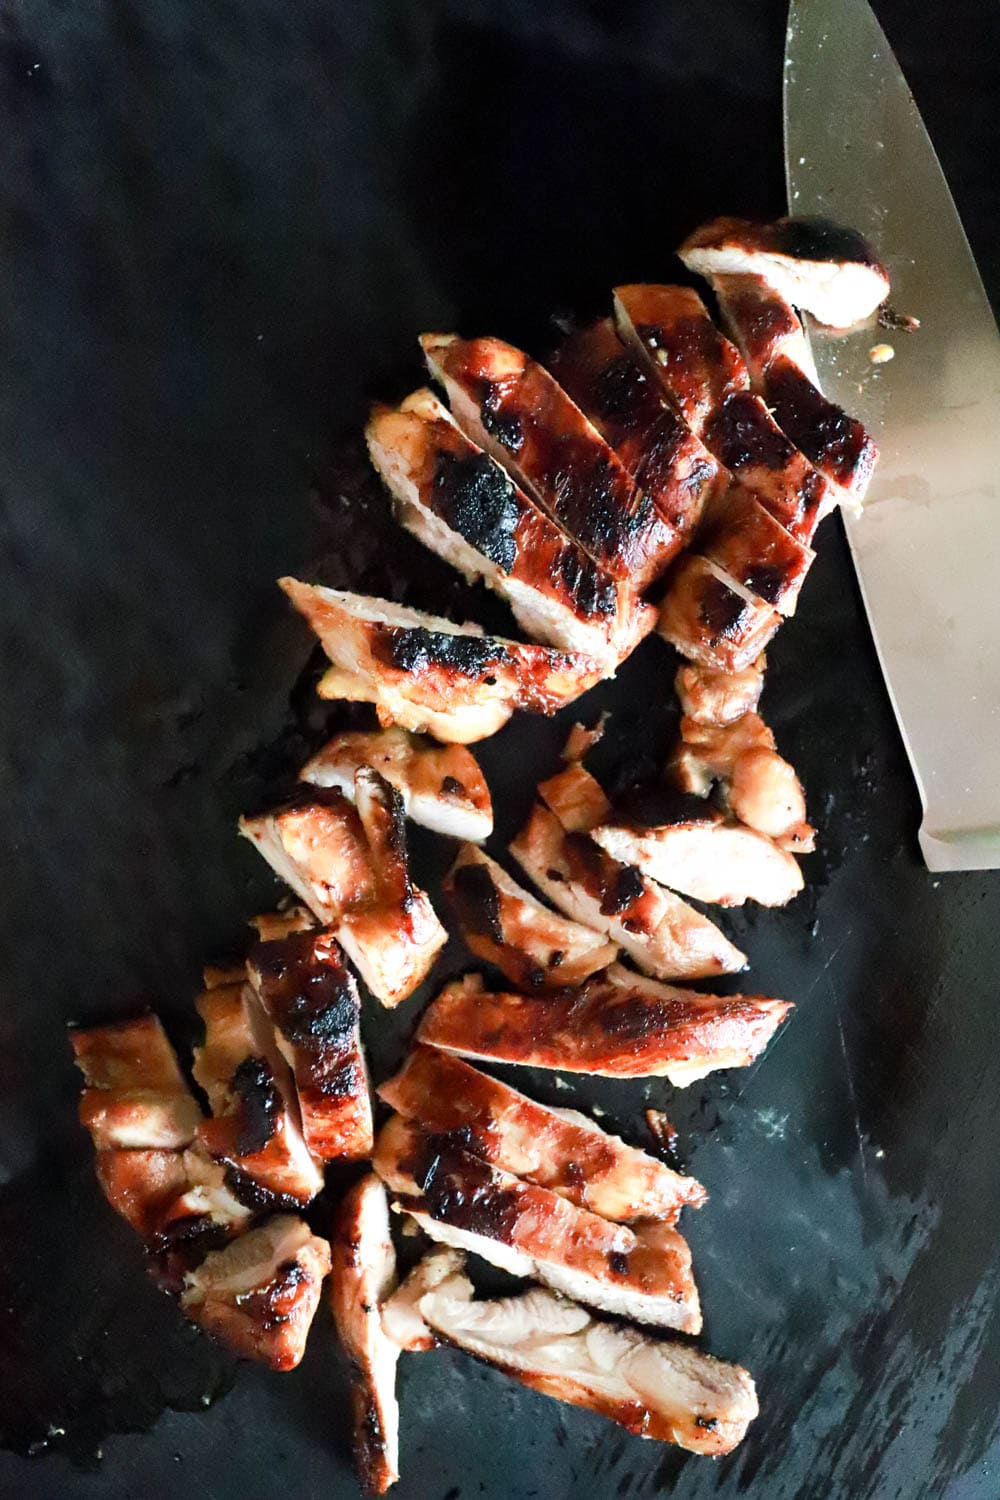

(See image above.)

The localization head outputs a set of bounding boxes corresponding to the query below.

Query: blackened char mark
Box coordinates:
[556,550,617,620]
[699,575,754,643]
[402,1128,520,1242]
[480,381,524,453]
[450,862,505,945]
[378,628,510,679]
[706,391,794,474]
[252,932,358,1054]
[231,1056,280,1155]
[600,863,645,918]
[766,360,877,493]
[440,774,465,796]
[742,563,786,607]
[772,215,883,270]
[592,354,655,428]
[550,446,656,557]
[432,451,520,573]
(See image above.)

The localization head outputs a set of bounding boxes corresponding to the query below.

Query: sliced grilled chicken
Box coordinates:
[249,907,315,942]
[420,333,681,588]
[300,728,493,843]
[445,844,617,989]
[560,713,608,762]
[374,1115,701,1332]
[154,1147,253,1245]
[698,483,815,618]
[678,215,890,329]
[180,1215,331,1370]
[657,554,781,674]
[282,578,602,740]
[591,798,804,906]
[329,1175,400,1495]
[674,657,765,726]
[417,969,791,1086]
[72,1015,203,1151]
[315,664,514,745]
[670,712,815,851]
[711,274,878,507]
[549,318,726,542]
[367,391,654,668]
[536,762,610,832]
[510,800,746,981]
[247,929,373,1163]
[192,980,325,1204]
[420,1279,758,1456]
[239,783,447,1007]
[379,1045,705,1224]
[91,1148,192,1239]
[381,1248,468,1353]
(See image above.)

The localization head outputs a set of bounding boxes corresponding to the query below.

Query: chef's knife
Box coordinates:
[784,0,1000,872]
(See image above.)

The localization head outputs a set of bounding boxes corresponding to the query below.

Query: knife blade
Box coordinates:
[784,0,1000,872]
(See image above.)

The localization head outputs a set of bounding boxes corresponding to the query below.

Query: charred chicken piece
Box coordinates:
[381,1248,468,1353]
[698,483,815,618]
[300,727,493,843]
[549,317,727,542]
[239,779,447,1008]
[247,929,373,1163]
[379,1045,705,1224]
[282,578,602,742]
[510,799,746,981]
[329,1175,401,1494]
[674,657,765,726]
[421,333,682,588]
[678,215,890,329]
[670,712,815,852]
[367,391,654,668]
[180,1215,331,1370]
[591,795,804,906]
[420,1277,758,1456]
[445,844,617,989]
[72,1015,203,1151]
[657,555,782,674]
[417,968,791,1086]
[374,1115,701,1332]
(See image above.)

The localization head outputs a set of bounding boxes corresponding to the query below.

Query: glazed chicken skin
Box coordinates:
[417,969,792,1086]
[366,391,655,669]
[180,1215,331,1371]
[374,1114,702,1332]
[421,333,683,588]
[548,317,727,543]
[445,844,617,989]
[379,1045,705,1224]
[246,928,374,1163]
[670,711,815,852]
[419,1274,758,1457]
[329,1175,401,1495]
[239,777,447,1007]
[282,578,603,743]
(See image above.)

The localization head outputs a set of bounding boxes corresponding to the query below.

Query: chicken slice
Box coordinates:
[421,333,682,588]
[536,762,610,833]
[678,214,890,329]
[510,801,746,981]
[674,657,765,726]
[180,1215,331,1370]
[670,713,815,852]
[379,1046,705,1224]
[72,1015,203,1151]
[418,968,790,1085]
[548,318,727,542]
[300,728,493,843]
[381,1248,468,1353]
[367,391,654,668]
[192,980,325,1205]
[698,483,815,618]
[91,1148,192,1239]
[329,1175,400,1495]
[708,272,818,382]
[246,928,373,1163]
[445,844,617,989]
[420,1279,758,1457]
[701,393,835,545]
[282,578,602,738]
[315,664,514,745]
[249,907,315,942]
[374,1115,701,1332]
[657,554,781,674]
[592,792,804,906]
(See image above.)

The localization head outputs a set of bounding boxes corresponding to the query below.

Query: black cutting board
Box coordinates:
[2,3,1000,1497]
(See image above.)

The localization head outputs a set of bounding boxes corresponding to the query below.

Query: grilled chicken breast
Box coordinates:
[417,969,791,1086]
[670,712,815,851]
[657,554,781,675]
[72,1015,203,1151]
[421,333,682,588]
[247,929,373,1162]
[282,578,602,741]
[329,1175,401,1495]
[445,844,617,989]
[420,1279,758,1457]
[678,215,890,329]
[192,980,325,1205]
[381,1248,467,1353]
[698,483,815,618]
[374,1115,701,1332]
[674,657,765,726]
[591,798,804,906]
[709,272,818,381]
[300,728,493,843]
[509,800,746,981]
[180,1215,331,1370]
[90,1147,192,1239]
[549,318,726,542]
[239,781,447,1007]
[379,1046,705,1224]
[367,391,654,668]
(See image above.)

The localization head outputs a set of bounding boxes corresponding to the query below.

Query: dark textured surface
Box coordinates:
[2,1,1000,1496]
